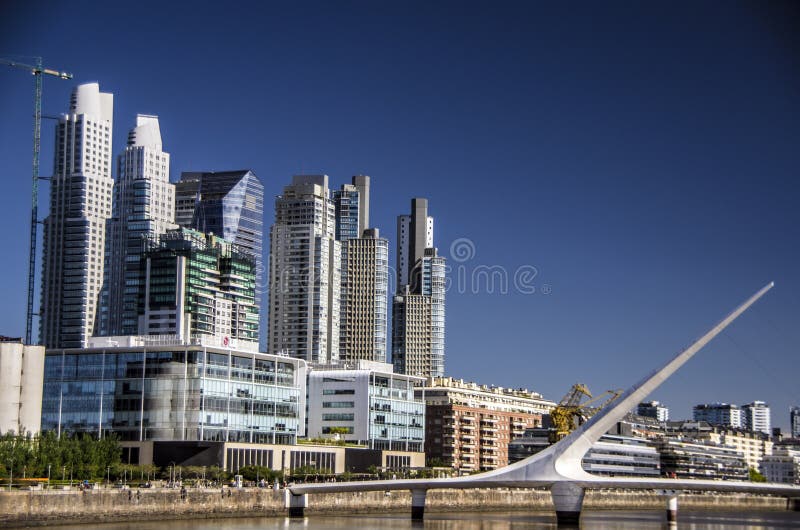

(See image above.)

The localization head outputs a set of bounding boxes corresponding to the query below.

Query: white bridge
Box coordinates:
[287,282,800,525]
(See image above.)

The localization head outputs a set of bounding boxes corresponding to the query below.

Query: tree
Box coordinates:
[749,467,767,483]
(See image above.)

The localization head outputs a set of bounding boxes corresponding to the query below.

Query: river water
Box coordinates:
[48,510,800,529]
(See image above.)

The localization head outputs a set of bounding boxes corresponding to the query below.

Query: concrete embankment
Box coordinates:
[0,487,789,527]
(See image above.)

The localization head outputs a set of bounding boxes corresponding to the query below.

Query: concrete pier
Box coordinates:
[550,482,584,526]
[285,491,307,518]
[410,489,427,520]
[666,495,678,522]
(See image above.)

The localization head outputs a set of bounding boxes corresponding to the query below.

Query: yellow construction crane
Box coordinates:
[549,383,622,443]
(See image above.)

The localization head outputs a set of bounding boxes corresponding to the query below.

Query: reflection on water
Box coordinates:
[46,510,800,530]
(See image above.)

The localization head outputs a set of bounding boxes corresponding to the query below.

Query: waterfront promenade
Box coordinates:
[0,487,791,527]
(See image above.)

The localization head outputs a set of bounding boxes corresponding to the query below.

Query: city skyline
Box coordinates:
[1,2,798,430]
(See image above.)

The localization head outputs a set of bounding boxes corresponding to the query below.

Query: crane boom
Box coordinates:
[549,384,622,442]
[2,57,73,344]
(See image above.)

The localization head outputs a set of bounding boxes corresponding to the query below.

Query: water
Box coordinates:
[46,511,800,530]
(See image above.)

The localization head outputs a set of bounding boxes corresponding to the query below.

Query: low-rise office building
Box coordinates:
[636,400,669,422]
[508,418,661,478]
[665,420,772,471]
[307,361,426,456]
[42,338,306,454]
[761,448,800,484]
[421,377,554,472]
[655,438,748,481]
[693,402,743,429]
[581,435,660,477]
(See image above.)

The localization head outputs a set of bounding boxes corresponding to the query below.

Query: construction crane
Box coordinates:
[1,57,72,344]
[549,383,623,443]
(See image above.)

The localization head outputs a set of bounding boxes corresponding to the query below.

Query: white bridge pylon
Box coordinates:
[288,282,800,522]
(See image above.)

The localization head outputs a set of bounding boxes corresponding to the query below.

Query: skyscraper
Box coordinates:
[791,406,800,438]
[98,114,176,336]
[392,198,446,377]
[41,83,113,348]
[268,175,340,363]
[741,401,771,435]
[137,227,259,348]
[340,229,389,363]
[333,177,364,242]
[396,198,433,290]
[332,176,389,363]
[174,170,264,300]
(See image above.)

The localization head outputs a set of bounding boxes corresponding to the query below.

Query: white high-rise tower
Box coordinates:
[268,175,341,363]
[742,401,771,435]
[98,114,176,336]
[41,83,113,348]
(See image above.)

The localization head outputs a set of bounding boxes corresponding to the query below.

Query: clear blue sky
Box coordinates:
[1,1,798,430]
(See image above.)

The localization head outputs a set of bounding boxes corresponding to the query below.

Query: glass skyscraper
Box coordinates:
[175,170,264,299]
[41,343,306,444]
[137,228,259,347]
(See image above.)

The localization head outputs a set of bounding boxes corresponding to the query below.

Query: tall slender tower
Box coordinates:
[98,115,176,336]
[396,198,434,290]
[340,229,389,363]
[333,175,388,363]
[268,175,340,363]
[392,198,445,377]
[41,83,113,348]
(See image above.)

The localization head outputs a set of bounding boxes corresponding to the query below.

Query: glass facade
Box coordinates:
[139,228,259,344]
[369,373,425,452]
[333,186,360,242]
[42,346,306,444]
[307,367,425,453]
[174,170,264,300]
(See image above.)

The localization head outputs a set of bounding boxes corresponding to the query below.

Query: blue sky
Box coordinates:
[1,1,798,429]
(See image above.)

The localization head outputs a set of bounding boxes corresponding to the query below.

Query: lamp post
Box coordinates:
[47,464,51,487]
[107,466,110,485]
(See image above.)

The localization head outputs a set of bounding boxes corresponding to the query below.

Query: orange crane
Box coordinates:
[1,57,72,344]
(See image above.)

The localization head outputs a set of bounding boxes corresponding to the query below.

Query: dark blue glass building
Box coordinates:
[175,170,264,300]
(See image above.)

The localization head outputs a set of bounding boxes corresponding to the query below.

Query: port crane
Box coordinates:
[1,57,72,344]
[549,383,622,442]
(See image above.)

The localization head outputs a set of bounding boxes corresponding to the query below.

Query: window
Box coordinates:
[322,413,354,421]
[322,401,354,409]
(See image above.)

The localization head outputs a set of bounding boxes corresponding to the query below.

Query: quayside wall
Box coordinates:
[0,487,788,527]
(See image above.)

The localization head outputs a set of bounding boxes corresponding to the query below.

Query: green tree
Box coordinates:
[749,467,767,482]
[238,465,283,483]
